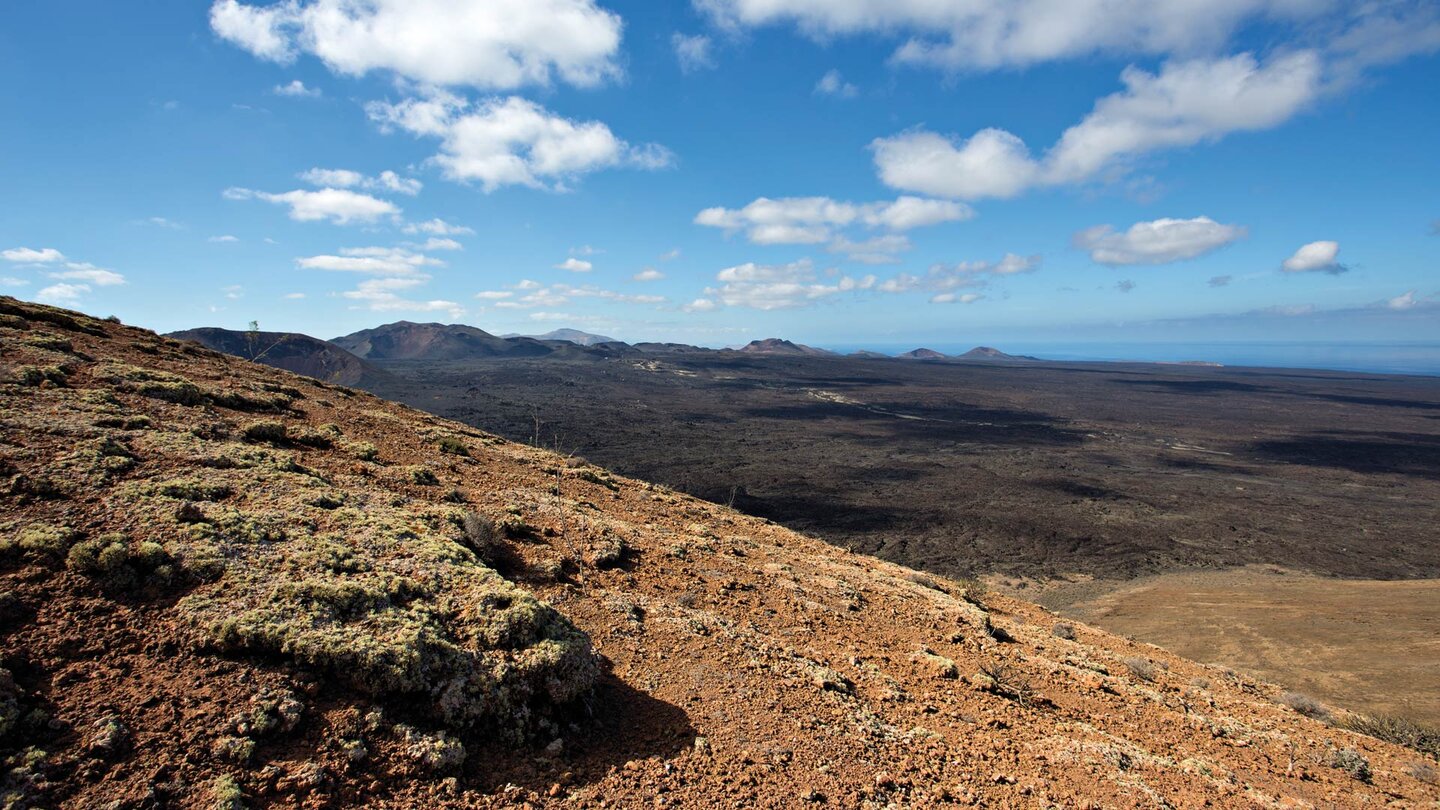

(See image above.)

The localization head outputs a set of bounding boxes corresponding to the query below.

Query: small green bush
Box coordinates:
[437,436,469,457]
[242,421,289,444]
[408,467,439,486]
[348,441,379,462]
[211,774,246,810]
[153,479,233,502]
[66,534,178,591]
[5,523,75,559]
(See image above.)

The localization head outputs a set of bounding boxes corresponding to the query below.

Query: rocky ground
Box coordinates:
[2,297,1437,807]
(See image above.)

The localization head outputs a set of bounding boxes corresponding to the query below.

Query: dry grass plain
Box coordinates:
[1036,567,1440,726]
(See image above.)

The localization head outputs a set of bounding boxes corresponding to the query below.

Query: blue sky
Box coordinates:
[1,0,1437,348]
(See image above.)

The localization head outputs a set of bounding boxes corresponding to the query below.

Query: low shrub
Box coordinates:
[1052,622,1077,640]
[153,479,233,502]
[242,421,289,444]
[1327,747,1372,782]
[1340,713,1439,758]
[1280,691,1331,721]
[437,437,469,457]
[1123,657,1157,683]
[66,534,178,591]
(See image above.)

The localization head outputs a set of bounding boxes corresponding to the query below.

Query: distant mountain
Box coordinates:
[896,348,947,360]
[167,327,388,386]
[955,346,1037,361]
[332,321,557,361]
[737,338,834,356]
[502,328,619,346]
[632,342,711,354]
[849,350,890,359]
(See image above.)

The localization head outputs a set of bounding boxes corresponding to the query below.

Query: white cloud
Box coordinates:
[633,267,665,282]
[284,292,306,299]
[698,0,1329,71]
[877,254,1039,293]
[273,79,321,98]
[35,283,90,304]
[418,237,463,251]
[814,69,858,98]
[704,258,873,310]
[49,263,126,286]
[2,247,65,263]
[570,245,603,256]
[1074,216,1247,266]
[341,276,463,318]
[210,0,623,90]
[673,33,716,73]
[0,277,26,287]
[209,235,240,243]
[222,284,244,300]
[695,195,971,245]
[403,218,474,236]
[299,168,422,196]
[148,217,184,229]
[367,93,672,192]
[684,298,717,312]
[1388,290,1418,310]
[225,187,400,225]
[298,246,442,275]
[476,281,665,309]
[873,52,1323,199]
[555,258,593,273]
[659,248,681,261]
[1282,240,1346,274]
[930,292,982,304]
[827,234,912,264]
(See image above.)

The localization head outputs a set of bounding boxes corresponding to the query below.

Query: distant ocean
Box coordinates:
[818,342,1440,377]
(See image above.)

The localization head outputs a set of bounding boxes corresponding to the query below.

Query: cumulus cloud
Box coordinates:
[555,258,593,273]
[403,218,473,236]
[1281,240,1346,274]
[210,0,622,90]
[633,267,665,282]
[298,246,442,275]
[877,253,1039,295]
[695,1,1377,72]
[417,237,463,251]
[273,79,320,98]
[684,298,717,312]
[209,235,240,243]
[673,33,716,73]
[35,283,90,304]
[48,263,126,286]
[2,247,65,263]
[224,187,400,225]
[814,69,858,98]
[1,277,27,287]
[299,167,422,195]
[1074,216,1247,266]
[873,52,1322,199]
[341,276,463,318]
[367,93,672,192]
[476,280,665,309]
[827,234,912,265]
[695,195,972,245]
[701,259,875,310]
